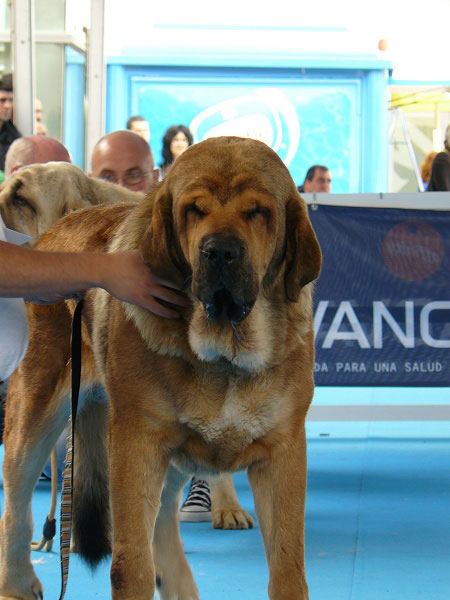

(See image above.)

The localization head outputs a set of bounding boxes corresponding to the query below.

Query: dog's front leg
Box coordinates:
[248,425,309,600]
[109,418,169,600]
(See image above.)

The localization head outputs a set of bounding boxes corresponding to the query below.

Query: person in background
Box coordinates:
[420,151,437,190]
[0,73,21,178]
[4,135,70,178]
[297,165,332,193]
[35,122,47,136]
[34,98,48,135]
[90,130,158,192]
[427,124,450,191]
[126,115,151,143]
[35,98,44,124]
[160,124,193,179]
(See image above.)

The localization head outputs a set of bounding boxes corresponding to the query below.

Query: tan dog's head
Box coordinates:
[142,136,321,323]
[0,162,142,241]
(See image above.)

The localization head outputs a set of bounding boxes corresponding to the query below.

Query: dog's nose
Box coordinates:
[200,236,242,265]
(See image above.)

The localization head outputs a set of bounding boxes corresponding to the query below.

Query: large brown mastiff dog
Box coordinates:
[0,136,321,599]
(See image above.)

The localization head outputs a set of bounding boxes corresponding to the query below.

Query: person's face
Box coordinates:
[0,90,13,122]
[170,131,189,160]
[35,121,47,136]
[304,169,332,193]
[35,98,43,122]
[91,140,156,192]
[130,121,150,143]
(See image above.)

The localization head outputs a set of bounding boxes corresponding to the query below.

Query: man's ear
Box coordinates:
[284,191,322,302]
[139,185,189,288]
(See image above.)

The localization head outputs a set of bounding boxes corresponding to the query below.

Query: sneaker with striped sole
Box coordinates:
[179,477,212,522]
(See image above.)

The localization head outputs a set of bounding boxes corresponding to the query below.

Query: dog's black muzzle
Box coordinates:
[195,234,257,324]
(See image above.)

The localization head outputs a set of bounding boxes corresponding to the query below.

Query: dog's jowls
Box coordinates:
[0,136,321,600]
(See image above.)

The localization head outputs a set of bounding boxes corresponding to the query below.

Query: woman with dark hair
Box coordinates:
[160,124,193,178]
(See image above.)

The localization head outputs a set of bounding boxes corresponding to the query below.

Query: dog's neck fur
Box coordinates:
[121,278,313,376]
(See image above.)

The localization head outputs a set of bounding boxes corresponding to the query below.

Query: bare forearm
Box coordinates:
[0,241,190,317]
[0,241,106,298]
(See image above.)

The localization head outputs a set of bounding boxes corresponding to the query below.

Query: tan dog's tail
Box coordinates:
[72,387,111,567]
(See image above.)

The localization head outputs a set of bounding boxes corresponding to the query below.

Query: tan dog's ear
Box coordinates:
[139,187,189,288]
[284,192,322,302]
[76,170,140,206]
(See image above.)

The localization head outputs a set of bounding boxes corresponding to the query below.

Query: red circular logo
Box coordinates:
[382,221,444,281]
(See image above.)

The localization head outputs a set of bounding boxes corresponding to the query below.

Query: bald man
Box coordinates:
[90,130,158,192]
[4,135,71,178]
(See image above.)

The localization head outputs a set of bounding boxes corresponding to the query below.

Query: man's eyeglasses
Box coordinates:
[0,97,13,104]
[99,169,150,186]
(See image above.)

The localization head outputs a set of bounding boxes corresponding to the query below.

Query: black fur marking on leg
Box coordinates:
[156,574,162,588]
[110,553,126,591]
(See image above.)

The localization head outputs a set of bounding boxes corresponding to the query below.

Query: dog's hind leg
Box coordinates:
[210,472,254,530]
[0,303,72,600]
[0,368,71,599]
[153,465,199,600]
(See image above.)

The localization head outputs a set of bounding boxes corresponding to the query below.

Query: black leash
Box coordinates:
[59,298,84,600]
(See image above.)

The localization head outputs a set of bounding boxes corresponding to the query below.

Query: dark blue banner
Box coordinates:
[309,205,450,386]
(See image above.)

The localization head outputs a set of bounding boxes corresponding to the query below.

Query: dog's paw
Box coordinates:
[212,507,254,530]
[0,574,43,600]
[0,585,43,600]
[156,573,199,600]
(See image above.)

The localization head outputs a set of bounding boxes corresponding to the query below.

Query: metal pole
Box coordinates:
[85,0,105,171]
[10,0,36,136]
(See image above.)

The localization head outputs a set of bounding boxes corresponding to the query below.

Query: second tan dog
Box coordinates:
[0,136,321,599]
[0,161,141,241]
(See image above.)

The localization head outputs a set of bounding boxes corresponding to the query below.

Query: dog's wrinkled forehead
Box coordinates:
[166,136,293,202]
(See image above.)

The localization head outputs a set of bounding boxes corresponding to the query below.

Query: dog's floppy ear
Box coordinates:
[284,192,322,302]
[139,186,189,288]
[73,167,140,206]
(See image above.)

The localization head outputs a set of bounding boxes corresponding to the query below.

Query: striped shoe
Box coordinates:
[179,477,212,522]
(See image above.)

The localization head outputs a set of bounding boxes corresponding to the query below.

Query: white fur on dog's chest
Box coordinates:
[182,381,280,446]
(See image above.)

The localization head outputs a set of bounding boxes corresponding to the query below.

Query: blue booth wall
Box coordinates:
[105,58,390,193]
[64,41,390,192]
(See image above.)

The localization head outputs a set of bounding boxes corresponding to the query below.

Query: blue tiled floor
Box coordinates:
[1,393,449,599]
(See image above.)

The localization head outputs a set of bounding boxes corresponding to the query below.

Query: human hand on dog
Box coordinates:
[0,242,189,317]
[98,250,190,318]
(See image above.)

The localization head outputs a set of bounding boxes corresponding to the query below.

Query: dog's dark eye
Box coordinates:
[12,194,36,214]
[243,207,270,221]
[186,204,206,218]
